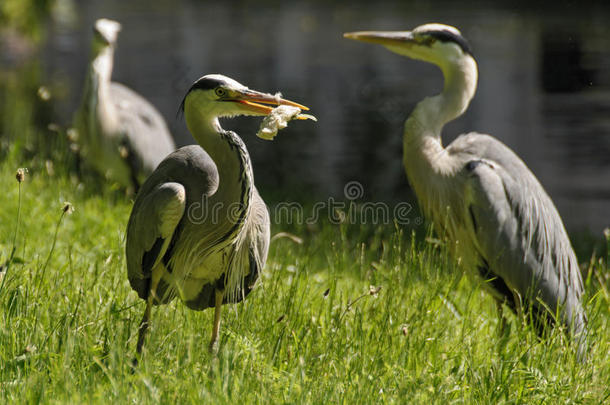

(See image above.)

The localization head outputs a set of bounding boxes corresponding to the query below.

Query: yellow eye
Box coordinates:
[215,88,227,97]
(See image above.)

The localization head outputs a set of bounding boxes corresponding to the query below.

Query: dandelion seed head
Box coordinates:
[63,202,74,214]
[15,168,27,183]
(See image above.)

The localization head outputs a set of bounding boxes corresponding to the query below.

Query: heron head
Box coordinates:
[344,23,473,67]
[93,18,121,48]
[180,74,309,122]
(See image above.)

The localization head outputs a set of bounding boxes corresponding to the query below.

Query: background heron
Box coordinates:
[126,74,310,360]
[73,18,175,191]
[344,24,587,355]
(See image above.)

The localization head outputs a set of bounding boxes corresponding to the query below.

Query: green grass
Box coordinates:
[0,156,609,404]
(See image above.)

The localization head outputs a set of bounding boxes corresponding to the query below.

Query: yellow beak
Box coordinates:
[231,89,309,115]
[343,31,415,46]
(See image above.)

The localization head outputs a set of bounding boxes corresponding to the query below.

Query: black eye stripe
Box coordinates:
[423,30,473,56]
[190,77,224,91]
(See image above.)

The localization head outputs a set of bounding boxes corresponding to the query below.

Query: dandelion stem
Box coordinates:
[36,208,68,293]
[0,181,23,296]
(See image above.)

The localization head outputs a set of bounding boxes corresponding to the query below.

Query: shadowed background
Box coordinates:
[2,0,609,234]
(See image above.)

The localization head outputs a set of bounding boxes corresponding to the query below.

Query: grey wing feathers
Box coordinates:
[126,181,186,299]
[245,188,271,290]
[110,82,175,175]
[463,146,586,337]
[465,160,538,295]
[251,188,271,271]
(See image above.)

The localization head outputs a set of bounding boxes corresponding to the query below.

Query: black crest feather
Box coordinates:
[426,29,473,56]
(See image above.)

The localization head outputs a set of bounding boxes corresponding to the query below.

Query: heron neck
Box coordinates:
[402,55,477,217]
[81,46,118,138]
[403,55,477,166]
[185,114,254,213]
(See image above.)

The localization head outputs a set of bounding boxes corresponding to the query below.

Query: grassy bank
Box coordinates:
[0,156,608,404]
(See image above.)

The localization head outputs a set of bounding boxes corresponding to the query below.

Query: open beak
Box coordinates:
[231,89,310,117]
[343,31,415,46]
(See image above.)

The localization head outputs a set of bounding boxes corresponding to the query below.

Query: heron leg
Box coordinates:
[495,299,507,337]
[208,289,224,353]
[133,266,162,367]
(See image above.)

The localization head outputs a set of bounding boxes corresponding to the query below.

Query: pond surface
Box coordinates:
[7,0,610,234]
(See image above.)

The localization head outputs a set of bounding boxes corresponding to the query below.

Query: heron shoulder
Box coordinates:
[448,133,538,185]
[454,133,562,233]
[148,145,220,197]
[109,82,175,170]
[110,83,167,126]
[110,83,173,141]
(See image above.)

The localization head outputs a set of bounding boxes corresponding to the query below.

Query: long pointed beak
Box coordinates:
[232,89,309,115]
[343,31,415,46]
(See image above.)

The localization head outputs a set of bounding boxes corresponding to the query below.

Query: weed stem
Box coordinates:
[36,207,69,292]
[0,180,23,296]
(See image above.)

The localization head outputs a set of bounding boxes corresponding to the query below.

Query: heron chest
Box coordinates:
[410,170,481,271]
[170,242,232,282]
[163,243,232,302]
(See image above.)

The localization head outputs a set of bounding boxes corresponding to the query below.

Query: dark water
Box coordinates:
[7,1,610,234]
